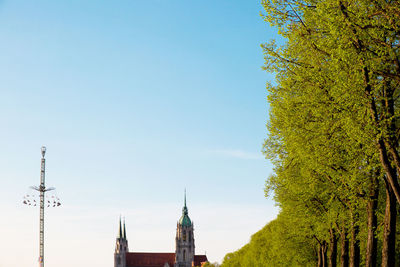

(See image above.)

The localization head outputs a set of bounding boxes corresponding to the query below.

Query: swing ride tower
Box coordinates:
[23,146,61,267]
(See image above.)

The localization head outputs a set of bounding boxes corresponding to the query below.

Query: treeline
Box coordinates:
[222,1,400,266]
[221,212,316,266]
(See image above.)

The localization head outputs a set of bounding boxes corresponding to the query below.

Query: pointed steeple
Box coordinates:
[115,216,128,267]
[184,188,187,207]
[118,216,123,239]
[182,189,188,215]
[179,189,191,226]
[123,217,127,239]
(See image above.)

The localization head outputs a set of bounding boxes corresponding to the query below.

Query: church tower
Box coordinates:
[175,191,195,267]
[114,217,129,267]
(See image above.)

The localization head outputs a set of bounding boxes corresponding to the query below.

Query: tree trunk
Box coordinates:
[318,244,322,267]
[349,209,360,267]
[322,241,328,267]
[381,183,397,267]
[329,228,337,267]
[362,63,400,205]
[383,82,400,204]
[341,2,400,207]
[340,226,349,267]
[377,137,400,204]
[365,175,379,267]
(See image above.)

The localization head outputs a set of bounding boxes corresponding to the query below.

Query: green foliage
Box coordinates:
[202,262,220,267]
[221,0,400,266]
[221,214,316,267]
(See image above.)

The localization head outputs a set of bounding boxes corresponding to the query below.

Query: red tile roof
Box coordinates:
[126,252,175,267]
[193,255,208,267]
[125,252,208,267]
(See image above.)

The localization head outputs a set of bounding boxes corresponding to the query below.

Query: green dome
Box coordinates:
[179,213,192,227]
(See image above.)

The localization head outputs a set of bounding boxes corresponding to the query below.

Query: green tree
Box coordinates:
[220,1,400,266]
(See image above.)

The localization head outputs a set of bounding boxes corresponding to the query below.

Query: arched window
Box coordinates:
[183,249,186,261]
[183,230,186,241]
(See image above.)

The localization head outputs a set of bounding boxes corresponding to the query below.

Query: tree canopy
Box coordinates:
[222,1,400,266]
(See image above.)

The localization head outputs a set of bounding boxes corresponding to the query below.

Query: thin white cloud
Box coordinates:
[208,149,264,160]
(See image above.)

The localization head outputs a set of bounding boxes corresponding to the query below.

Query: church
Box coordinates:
[114,194,208,267]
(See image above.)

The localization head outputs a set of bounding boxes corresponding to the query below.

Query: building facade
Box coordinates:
[114,194,208,267]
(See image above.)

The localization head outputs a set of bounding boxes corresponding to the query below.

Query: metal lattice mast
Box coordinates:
[23,146,61,267]
[39,146,46,267]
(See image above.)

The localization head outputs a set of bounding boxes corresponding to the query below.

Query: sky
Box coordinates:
[0,1,280,266]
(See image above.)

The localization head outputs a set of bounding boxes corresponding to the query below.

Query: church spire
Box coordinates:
[115,216,128,267]
[123,217,127,239]
[119,216,123,239]
[179,189,191,226]
[182,189,188,216]
[184,188,187,208]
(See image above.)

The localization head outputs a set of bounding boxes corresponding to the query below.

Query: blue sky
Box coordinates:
[0,1,279,266]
